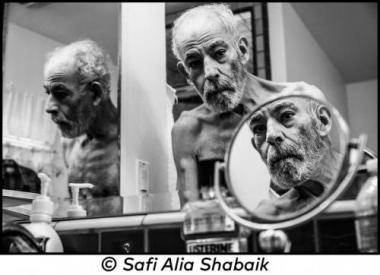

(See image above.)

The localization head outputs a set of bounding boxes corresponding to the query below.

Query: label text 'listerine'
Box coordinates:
[187,239,239,253]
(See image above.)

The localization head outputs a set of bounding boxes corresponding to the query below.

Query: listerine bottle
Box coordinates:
[182,159,251,253]
[355,158,378,253]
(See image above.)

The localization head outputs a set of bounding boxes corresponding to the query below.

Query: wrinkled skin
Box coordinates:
[172,12,296,206]
[249,97,342,218]
[44,57,120,216]
[249,98,331,190]
[175,14,248,113]
[44,62,97,139]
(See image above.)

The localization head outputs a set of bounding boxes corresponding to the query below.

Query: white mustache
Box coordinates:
[267,145,303,168]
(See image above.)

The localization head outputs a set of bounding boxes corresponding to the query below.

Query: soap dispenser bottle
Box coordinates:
[355,158,378,253]
[21,173,64,252]
[67,183,94,218]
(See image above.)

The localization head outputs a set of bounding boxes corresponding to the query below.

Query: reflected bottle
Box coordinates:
[182,159,250,253]
[355,159,378,253]
[22,173,63,252]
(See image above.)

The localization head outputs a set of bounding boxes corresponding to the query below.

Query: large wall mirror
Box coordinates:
[4,2,271,222]
[3,2,121,221]
[2,3,377,238]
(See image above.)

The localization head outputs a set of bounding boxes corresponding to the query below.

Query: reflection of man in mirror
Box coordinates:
[171,3,311,205]
[43,40,120,215]
[249,95,340,217]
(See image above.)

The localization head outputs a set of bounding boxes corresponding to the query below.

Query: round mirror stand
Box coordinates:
[214,135,368,253]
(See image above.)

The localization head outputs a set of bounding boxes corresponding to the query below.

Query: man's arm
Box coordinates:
[171,114,201,207]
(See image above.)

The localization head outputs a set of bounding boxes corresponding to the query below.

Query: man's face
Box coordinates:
[249,98,327,190]
[175,15,248,112]
[44,60,96,138]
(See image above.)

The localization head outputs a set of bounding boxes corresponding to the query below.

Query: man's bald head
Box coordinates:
[171,3,240,62]
[44,39,111,93]
[281,81,327,102]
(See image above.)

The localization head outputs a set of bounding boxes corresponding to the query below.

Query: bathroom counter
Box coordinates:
[52,211,186,232]
[51,199,355,232]
[10,200,357,253]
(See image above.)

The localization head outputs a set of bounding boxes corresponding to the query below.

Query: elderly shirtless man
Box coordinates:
[171,4,320,205]
[44,40,119,215]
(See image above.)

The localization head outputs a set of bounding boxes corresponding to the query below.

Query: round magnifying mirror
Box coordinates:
[219,94,366,230]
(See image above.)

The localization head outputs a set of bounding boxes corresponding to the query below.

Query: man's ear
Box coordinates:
[316,105,332,136]
[177,62,189,79]
[88,81,104,106]
[237,36,250,65]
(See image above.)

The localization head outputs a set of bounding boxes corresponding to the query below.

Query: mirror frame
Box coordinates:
[215,93,367,230]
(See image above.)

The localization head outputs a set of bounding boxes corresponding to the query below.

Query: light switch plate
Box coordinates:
[136,159,150,192]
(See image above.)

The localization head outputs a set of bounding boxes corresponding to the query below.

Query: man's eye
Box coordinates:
[214,49,226,60]
[52,89,69,100]
[280,111,295,122]
[253,124,266,135]
[188,60,201,69]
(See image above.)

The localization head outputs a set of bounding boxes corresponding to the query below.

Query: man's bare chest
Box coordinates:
[64,138,119,182]
[195,114,242,160]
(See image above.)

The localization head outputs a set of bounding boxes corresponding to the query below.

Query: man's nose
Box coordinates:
[45,96,58,115]
[204,56,219,81]
[266,119,284,146]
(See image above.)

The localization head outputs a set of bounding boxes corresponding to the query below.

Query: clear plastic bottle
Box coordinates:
[21,173,64,252]
[355,158,378,253]
[182,159,251,253]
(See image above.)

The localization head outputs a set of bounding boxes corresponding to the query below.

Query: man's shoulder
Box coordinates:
[181,104,214,119]
[61,135,87,152]
[61,136,80,146]
[172,105,211,132]
[173,110,200,138]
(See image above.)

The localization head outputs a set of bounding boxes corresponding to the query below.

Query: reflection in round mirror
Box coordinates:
[225,94,351,225]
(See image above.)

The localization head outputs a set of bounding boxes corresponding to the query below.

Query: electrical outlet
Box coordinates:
[136,159,150,192]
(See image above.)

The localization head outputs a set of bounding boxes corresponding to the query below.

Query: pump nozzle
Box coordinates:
[67,183,94,218]
[38,172,51,196]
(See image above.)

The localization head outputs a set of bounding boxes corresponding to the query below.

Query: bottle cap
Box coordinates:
[30,173,54,223]
[67,183,94,218]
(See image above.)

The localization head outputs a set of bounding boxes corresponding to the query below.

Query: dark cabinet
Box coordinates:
[101,229,145,253]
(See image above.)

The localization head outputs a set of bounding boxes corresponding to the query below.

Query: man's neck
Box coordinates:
[87,98,118,140]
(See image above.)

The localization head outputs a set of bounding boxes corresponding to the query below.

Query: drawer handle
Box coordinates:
[121,242,131,253]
